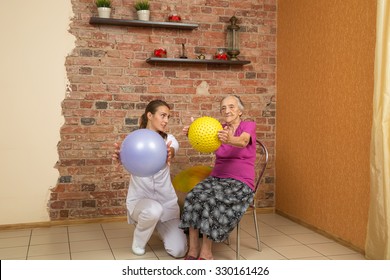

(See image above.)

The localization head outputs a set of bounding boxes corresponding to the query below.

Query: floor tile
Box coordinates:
[28,242,69,257]
[0,246,28,259]
[213,249,238,260]
[70,239,110,253]
[32,227,67,236]
[291,256,330,260]
[228,236,262,251]
[30,233,68,245]
[68,230,106,242]
[27,253,71,260]
[258,214,297,226]
[327,253,366,260]
[0,213,365,261]
[0,229,31,238]
[308,242,359,256]
[149,243,171,257]
[107,237,131,249]
[213,241,236,252]
[111,246,156,260]
[0,236,30,248]
[67,223,103,233]
[273,224,315,235]
[261,234,302,247]
[258,224,285,237]
[145,233,163,246]
[289,232,334,244]
[240,247,287,260]
[71,249,115,260]
[104,228,133,239]
[272,244,324,259]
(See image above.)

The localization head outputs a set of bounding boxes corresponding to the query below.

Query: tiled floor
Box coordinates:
[0,213,366,260]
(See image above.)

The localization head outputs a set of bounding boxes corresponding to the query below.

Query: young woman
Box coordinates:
[179,95,256,260]
[113,100,187,258]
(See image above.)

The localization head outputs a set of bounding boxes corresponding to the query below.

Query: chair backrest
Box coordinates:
[254,139,269,193]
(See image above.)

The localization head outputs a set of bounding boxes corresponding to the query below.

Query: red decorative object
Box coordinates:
[154,48,167,58]
[214,48,228,60]
[168,14,181,22]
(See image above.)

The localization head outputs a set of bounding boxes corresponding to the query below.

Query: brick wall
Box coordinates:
[49,0,276,220]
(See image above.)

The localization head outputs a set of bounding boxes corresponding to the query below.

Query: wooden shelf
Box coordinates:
[89,18,251,66]
[89,17,199,30]
[146,57,251,65]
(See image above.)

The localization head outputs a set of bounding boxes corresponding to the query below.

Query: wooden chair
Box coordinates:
[234,139,269,259]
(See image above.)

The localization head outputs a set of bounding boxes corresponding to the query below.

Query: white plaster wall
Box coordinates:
[0,1,74,224]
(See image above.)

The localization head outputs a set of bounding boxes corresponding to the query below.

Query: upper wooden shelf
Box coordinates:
[89,17,199,30]
[146,57,251,65]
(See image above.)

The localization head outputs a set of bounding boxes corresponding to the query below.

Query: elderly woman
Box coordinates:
[179,95,256,260]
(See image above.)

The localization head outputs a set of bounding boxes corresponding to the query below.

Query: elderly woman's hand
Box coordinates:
[182,117,195,136]
[217,125,234,144]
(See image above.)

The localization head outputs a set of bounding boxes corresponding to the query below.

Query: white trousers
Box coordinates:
[130,198,187,258]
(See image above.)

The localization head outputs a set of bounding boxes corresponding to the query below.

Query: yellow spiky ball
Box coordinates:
[188,116,222,153]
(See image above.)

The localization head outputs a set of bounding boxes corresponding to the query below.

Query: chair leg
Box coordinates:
[253,208,262,251]
[236,222,240,259]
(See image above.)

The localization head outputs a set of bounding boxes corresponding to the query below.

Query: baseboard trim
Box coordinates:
[0,216,128,231]
[0,208,275,231]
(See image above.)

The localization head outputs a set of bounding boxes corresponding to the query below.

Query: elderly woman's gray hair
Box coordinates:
[221,95,245,111]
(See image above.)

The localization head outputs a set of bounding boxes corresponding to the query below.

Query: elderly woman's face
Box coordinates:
[220,96,242,124]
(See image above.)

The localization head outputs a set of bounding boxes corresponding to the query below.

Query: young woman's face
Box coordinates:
[220,96,242,124]
[147,105,170,132]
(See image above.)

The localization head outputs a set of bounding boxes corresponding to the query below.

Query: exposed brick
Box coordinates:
[59,210,69,218]
[95,101,108,109]
[51,0,276,220]
[81,183,96,192]
[50,201,65,209]
[111,182,126,190]
[58,176,72,183]
[82,200,96,208]
[81,118,95,125]
[245,72,257,79]
[79,67,92,75]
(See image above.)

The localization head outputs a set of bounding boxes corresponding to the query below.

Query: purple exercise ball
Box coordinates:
[120,129,167,177]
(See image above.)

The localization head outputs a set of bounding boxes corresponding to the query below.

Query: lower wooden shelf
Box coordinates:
[146,57,251,65]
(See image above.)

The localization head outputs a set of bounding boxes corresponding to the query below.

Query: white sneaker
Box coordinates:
[132,244,145,256]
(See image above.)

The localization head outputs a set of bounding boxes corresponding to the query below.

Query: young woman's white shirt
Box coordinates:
[126,133,180,223]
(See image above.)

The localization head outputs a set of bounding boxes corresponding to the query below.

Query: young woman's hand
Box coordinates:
[166,140,174,166]
[112,142,122,165]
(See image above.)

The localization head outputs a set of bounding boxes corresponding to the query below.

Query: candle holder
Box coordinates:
[227,16,240,60]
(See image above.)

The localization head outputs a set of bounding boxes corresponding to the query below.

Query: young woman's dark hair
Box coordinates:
[139,100,170,139]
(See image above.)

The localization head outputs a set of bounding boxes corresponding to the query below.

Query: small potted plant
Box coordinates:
[134,0,150,21]
[96,0,112,18]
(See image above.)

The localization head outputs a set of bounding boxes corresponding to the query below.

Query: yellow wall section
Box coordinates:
[276,0,376,250]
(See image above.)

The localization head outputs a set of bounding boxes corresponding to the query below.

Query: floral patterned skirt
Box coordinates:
[178,176,254,243]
